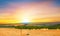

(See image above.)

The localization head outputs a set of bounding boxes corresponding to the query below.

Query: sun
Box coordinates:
[22,18,30,23]
[20,17,31,23]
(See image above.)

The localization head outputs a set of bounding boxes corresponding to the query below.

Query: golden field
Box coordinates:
[0,28,60,36]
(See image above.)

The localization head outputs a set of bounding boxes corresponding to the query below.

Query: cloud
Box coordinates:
[0,1,60,17]
[0,0,60,23]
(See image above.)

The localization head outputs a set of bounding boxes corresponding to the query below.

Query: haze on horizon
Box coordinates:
[0,0,60,23]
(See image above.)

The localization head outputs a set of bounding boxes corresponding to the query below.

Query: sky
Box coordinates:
[0,0,60,23]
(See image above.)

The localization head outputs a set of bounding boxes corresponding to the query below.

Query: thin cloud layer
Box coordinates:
[0,0,60,23]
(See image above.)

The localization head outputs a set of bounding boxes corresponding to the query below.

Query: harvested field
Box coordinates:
[0,28,21,36]
[0,28,60,36]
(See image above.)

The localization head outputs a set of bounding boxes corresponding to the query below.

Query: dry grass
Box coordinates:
[0,28,60,36]
[0,28,21,36]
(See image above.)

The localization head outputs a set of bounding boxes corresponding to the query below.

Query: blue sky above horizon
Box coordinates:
[0,0,60,23]
[0,0,60,8]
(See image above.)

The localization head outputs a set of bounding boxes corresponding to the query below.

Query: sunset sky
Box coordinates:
[0,0,60,23]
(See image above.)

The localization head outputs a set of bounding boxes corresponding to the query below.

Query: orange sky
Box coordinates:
[0,1,60,23]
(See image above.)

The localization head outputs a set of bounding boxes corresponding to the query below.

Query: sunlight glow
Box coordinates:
[21,17,30,23]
